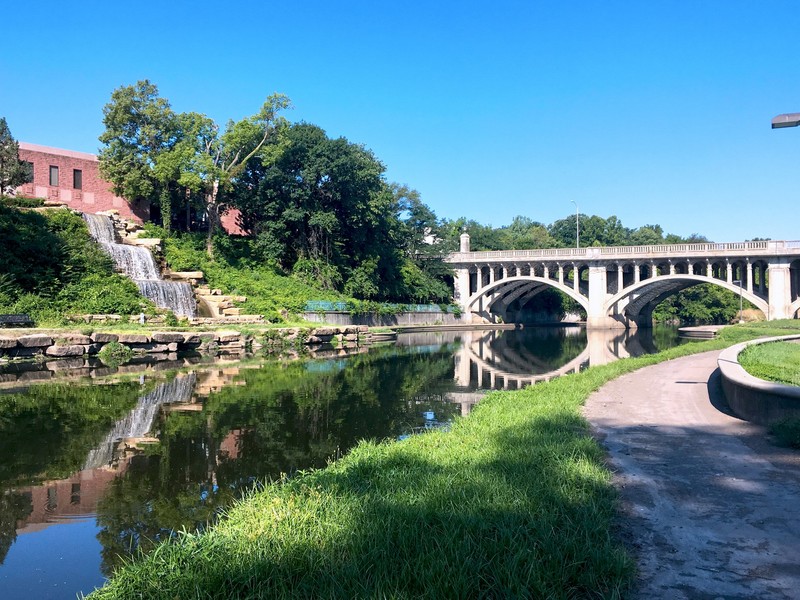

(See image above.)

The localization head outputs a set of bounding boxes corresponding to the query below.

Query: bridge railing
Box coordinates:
[446,240,799,262]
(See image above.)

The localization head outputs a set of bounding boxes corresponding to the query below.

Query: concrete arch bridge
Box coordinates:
[446,235,800,329]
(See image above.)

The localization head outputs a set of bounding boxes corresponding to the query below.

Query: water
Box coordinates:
[0,326,681,599]
[82,214,197,318]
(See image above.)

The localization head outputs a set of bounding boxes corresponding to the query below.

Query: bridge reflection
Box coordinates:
[400,327,672,416]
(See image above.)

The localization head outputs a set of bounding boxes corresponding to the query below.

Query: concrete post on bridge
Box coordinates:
[768,259,792,319]
[586,264,623,329]
[453,267,470,312]
[452,232,472,314]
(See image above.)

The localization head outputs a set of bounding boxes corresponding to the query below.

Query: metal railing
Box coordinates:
[446,240,799,263]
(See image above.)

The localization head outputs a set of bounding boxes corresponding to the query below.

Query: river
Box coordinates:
[0,326,684,599]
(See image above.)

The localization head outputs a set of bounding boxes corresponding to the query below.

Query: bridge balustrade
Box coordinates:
[447,238,800,328]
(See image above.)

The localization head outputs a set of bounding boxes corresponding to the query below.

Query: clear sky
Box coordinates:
[2,1,799,242]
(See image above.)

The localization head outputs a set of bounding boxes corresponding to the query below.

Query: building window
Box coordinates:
[73,169,82,189]
[49,165,59,187]
[23,161,33,182]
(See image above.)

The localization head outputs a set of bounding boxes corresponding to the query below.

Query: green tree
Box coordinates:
[232,123,407,299]
[0,117,32,198]
[98,80,179,230]
[499,216,559,249]
[99,81,290,249]
[174,96,291,256]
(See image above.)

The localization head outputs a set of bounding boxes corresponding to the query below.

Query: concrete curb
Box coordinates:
[718,334,800,424]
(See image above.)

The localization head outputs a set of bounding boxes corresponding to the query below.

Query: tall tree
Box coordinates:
[176,96,290,256]
[98,80,179,230]
[0,117,32,199]
[232,123,408,298]
[99,80,289,249]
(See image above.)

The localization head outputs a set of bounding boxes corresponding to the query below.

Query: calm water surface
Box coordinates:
[0,326,682,599]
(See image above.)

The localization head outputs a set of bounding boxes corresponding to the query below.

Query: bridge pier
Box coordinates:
[586,264,627,329]
[768,260,792,319]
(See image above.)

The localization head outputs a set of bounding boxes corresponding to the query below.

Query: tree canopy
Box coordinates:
[98,80,290,254]
[231,123,450,301]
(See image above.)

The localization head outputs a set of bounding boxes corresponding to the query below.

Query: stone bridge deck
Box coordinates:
[447,237,800,328]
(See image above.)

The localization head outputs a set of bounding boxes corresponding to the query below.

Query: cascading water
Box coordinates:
[83,374,197,469]
[83,213,197,317]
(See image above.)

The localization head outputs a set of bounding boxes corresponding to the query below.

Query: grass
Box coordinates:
[87,321,800,599]
[738,340,800,386]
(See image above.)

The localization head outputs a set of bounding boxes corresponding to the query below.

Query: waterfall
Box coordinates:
[83,213,197,317]
[83,374,197,469]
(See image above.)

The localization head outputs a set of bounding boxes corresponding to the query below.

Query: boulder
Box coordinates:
[152,332,185,343]
[128,342,170,353]
[91,332,119,343]
[46,345,86,357]
[18,335,53,347]
[311,327,338,337]
[0,337,17,349]
[117,333,151,344]
[215,332,241,343]
[57,334,92,345]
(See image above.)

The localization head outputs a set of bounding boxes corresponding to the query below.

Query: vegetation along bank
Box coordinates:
[88,321,800,598]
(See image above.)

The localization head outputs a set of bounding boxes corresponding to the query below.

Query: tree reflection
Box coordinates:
[96,344,460,574]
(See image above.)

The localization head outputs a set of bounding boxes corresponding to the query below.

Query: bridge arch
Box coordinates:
[466,276,589,323]
[605,274,769,326]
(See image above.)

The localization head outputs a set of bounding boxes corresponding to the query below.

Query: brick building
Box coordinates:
[16,142,150,222]
[14,142,245,234]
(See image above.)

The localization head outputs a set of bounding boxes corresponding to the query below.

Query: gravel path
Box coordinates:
[583,350,800,599]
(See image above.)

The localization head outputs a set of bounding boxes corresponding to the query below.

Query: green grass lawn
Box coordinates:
[738,339,800,386]
[88,321,800,599]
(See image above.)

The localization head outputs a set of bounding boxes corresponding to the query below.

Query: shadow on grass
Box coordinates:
[91,405,631,599]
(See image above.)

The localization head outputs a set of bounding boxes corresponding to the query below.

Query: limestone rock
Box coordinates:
[215,331,241,343]
[46,345,86,357]
[57,334,92,345]
[117,333,151,344]
[18,335,53,347]
[152,332,185,343]
[91,333,119,343]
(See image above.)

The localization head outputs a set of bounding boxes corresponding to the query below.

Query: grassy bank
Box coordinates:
[739,339,800,386]
[88,321,800,599]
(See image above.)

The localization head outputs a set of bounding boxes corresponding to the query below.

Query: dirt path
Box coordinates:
[583,350,800,599]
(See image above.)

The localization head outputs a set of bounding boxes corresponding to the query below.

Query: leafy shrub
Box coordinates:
[1,195,45,208]
[157,231,343,320]
[97,341,134,367]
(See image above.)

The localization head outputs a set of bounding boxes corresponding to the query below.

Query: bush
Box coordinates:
[97,341,134,367]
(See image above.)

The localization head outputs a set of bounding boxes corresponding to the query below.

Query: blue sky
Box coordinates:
[2,1,799,242]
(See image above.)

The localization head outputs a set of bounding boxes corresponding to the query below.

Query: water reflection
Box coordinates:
[0,326,681,599]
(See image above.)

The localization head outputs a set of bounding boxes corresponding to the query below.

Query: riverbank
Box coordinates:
[87,321,800,598]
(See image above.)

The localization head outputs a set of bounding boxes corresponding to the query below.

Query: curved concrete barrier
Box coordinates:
[718,334,800,425]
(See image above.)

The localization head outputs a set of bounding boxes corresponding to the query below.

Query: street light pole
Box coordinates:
[570,200,579,249]
[733,280,744,323]
[771,113,800,129]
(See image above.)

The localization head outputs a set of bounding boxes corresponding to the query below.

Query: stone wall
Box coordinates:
[0,326,371,362]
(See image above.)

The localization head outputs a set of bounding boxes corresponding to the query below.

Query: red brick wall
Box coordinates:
[220,207,246,236]
[15,142,150,223]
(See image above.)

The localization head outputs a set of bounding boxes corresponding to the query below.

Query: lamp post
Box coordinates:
[771,113,800,129]
[733,280,744,323]
[570,200,580,249]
